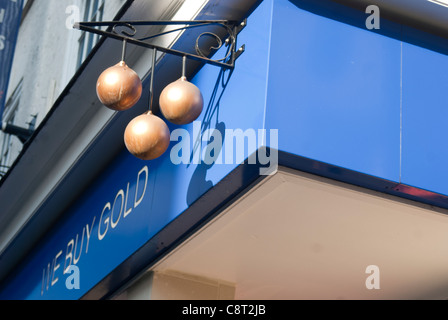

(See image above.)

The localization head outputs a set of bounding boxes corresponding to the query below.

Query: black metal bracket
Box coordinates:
[73,19,247,69]
[1,114,36,144]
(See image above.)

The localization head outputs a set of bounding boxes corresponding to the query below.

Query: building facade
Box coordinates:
[0,0,126,176]
[0,0,448,300]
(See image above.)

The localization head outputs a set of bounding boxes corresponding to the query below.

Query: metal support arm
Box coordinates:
[73,19,246,69]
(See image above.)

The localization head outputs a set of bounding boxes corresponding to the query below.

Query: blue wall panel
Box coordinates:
[401,27,448,195]
[265,0,401,181]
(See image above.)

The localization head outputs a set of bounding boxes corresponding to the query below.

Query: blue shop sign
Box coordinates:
[0,151,164,300]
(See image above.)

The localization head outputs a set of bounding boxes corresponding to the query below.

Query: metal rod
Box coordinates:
[138,22,217,42]
[121,38,127,61]
[182,55,186,79]
[74,20,237,28]
[74,24,236,69]
[149,48,156,112]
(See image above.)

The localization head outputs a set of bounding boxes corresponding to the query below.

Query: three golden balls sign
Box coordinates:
[96,61,204,161]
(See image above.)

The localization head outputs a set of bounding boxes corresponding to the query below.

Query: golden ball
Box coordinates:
[97,61,142,111]
[124,112,170,160]
[159,77,203,125]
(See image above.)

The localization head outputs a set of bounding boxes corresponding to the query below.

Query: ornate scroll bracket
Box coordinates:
[73,19,247,69]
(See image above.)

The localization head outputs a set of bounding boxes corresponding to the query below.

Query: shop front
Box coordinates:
[1,0,448,300]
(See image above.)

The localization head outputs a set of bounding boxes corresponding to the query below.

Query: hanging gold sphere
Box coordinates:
[96,61,142,111]
[159,77,203,125]
[124,111,171,160]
